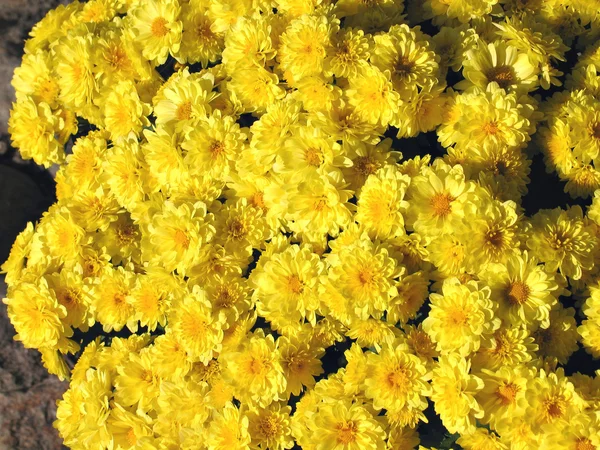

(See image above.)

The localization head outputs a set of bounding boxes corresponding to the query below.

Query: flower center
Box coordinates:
[210,140,226,157]
[151,17,169,38]
[336,421,358,444]
[575,439,595,450]
[448,307,469,326]
[228,218,247,239]
[485,228,504,249]
[387,366,409,389]
[544,397,565,420]
[506,281,530,305]
[430,193,453,217]
[358,267,375,286]
[305,147,322,167]
[353,156,379,176]
[395,55,415,76]
[590,122,600,140]
[259,416,280,438]
[496,382,519,405]
[483,121,500,135]
[176,101,192,121]
[126,428,137,446]
[287,275,304,294]
[486,65,515,89]
[174,229,190,250]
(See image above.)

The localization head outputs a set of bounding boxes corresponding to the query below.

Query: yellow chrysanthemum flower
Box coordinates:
[364,342,431,411]
[205,402,252,450]
[142,200,215,275]
[278,14,337,82]
[423,278,500,356]
[527,206,597,280]
[306,401,386,450]
[346,65,400,126]
[169,286,225,364]
[8,97,64,167]
[458,40,539,93]
[247,402,294,450]
[327,239,401,320]
[480,252,561,329]
[128,0,183,64]
[223,331,287,407]
[431,353,484,435]
[355,165,410,240]
[406,160,472,237]
[525,368,586,433]
[4,279,68,349]
[370,24,440,96]
[103,80,151,140]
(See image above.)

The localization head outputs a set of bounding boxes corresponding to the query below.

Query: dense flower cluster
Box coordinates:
[4,0,600,449]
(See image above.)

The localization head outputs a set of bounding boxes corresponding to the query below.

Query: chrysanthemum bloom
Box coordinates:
[325,27,370,78]
[142,200,215,276]
[46,270,92,330]
[247,402,294,450]
[91,267,137,333]
[364,342,431,411]
[531,305,580,365]
[278,13,337,82]
[206,402,252,450]
[462,195,524,271]
[423,278,500,356]
[458,40,538,93]
[471,326,537,371]
[527,206,597,281]
[475,365,532,428]
[327,239,401,320]
[223,331,287,407]
[106,403,153,449]
[12,50,60,107]
[431,353,484,434]
[252,243,324,327]
[153,70,218,130]
[103,80,151,140]
[306,401,386,450]
[169,286,225,363]
[8,97,64,167]
[114,350,161,411]
[128,0,182,64]
[278,336,324,397]
[371,24,440,96]
[346,66,400,126]
[525,369,586,433]
[179,1,223,66]
[4,279,68,349]
[438,84,533,152]
[355,165,410,240]
[480,252,561,329]
[183,110,248,180]
[405,160,472,237]
[222,15,275,72]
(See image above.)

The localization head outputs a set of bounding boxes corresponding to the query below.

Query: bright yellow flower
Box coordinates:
[364,342,431,411]
[355,165,410,240]
[4,279,68,349]
[423,278,500,356]
[306,401,386,450]
[169,286,225,363]
[431,353,484,434]
[129,0,183,64]
[223,331,287,407]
